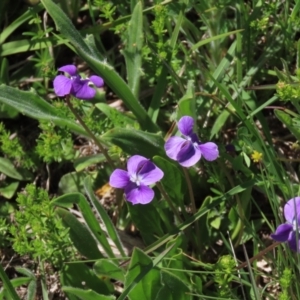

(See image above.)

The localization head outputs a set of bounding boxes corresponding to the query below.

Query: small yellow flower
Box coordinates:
[251,150,263,163]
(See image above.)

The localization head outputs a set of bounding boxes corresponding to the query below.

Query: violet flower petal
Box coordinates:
[178,116,194,136]
[53,75,73,97]
[177,142,201,167]
[109,169,130,188]
[199,142,219,161]
[127,155,148,176]
[89,75,104,87]
[73,80,96,100]
[138,160,164,185]
[58,65,77,76]
[125,183,154,205]
[287,231,300,252]
[271,223,293,242]
[284,197,300,223]
[164,136,186,160]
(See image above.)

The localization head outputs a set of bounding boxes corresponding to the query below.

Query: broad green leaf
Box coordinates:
[58,171,87,194]
[94,259,125,282]
[0,181,19,199]
[84,177,126,257]
[0,157,33,181]
[60,263,113,300]
[102,128,165,158]
[0,85,87,136]
[119,244,175,300]
[155,271,191,300]
[128,201,164,245]
[123,2,143,98]
[56,207,103,260]
[41,0,158,132]
[274,109,300,140]
[27,280,37,300]
[62,287,115,300]
[124,248,162,300]
[74,154,106,172]
[15,267,35,279]
[52,192,114,257]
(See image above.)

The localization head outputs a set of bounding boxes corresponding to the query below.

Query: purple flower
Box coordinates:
[164,116,219,167]
[271,197,300,251]
[53,65,104,100]
[109,155,164,205]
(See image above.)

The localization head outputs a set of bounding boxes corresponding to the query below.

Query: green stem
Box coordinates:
[65,96,115,169]
[182,168,196,215]
[156,182,183,223]
[217,160,244,247]
[182,167,201,252]
[0,263,21,300]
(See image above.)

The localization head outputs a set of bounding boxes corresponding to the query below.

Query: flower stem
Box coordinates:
[156,182,183,223]
[182,168,196,214]
[182,167,201,250]
[65,96,115,169]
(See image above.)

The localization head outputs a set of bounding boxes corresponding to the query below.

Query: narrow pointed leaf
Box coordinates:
[123,2,143,98]
[0,85,87,136]
[52,192,115,257]
[56,207,103,259]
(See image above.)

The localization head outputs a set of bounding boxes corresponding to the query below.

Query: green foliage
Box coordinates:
[2,0,300,298]
[0,123,36,169]
[279,268,293,300]
[276,81,300,101]
[214,255,236,297]
[36,121,76,163]
[10,184,76,267]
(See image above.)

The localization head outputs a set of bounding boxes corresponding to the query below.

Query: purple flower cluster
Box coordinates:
[164,116,219,167]
[109,116,219,205]
[271,197,300,251]
[109,155,164,205]
[53,65,104,100]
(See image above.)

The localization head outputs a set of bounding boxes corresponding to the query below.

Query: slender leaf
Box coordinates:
[0,85,87,136]
[56,207,103,259]
[52,192,114,257]
[0,157,33,181]
[0,264,21,300]
[94,259,125,282]
[62,287,115,300]
[191,29,243,51]
[84,177,126,257]
[123,2,143,98]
